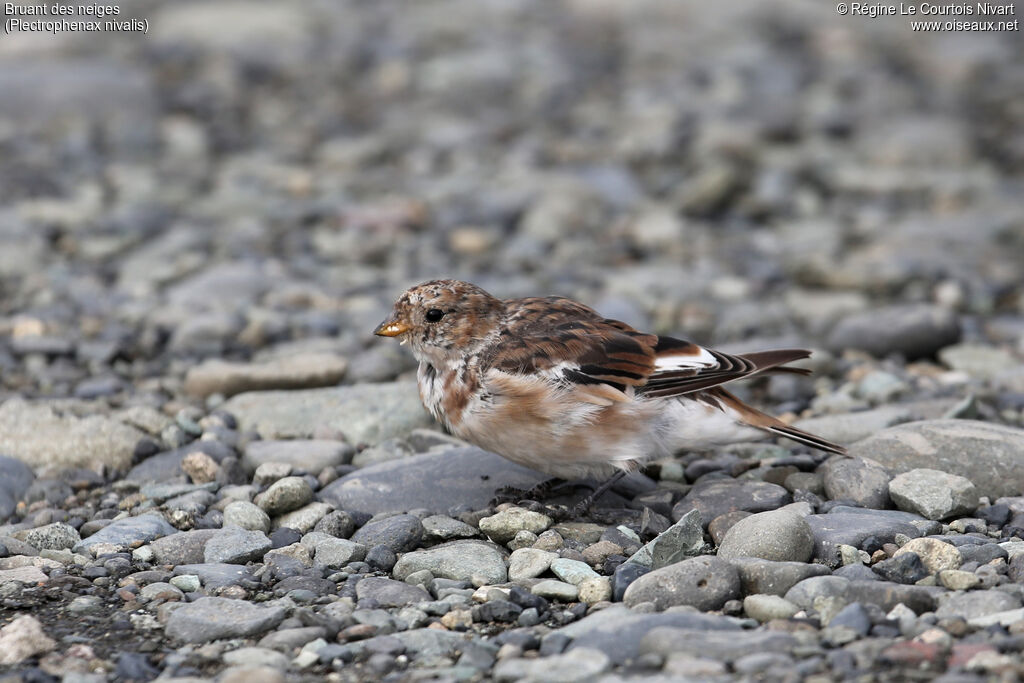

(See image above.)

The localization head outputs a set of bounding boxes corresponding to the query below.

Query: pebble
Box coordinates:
[743,594,800,622]
[72,514,177,555]
[203,526,272,564]
[164,597,287,643]
[820,458,892,510]
[673,480,791,527]
[626,508,704,569]
[893,538,963,574]
[223,501,272,533]
[351,514,423,553]
[825,304,960,359]
[255,477,313,516]
[717,509,814,562]
[623,556,740,611]
[550,558,600,586]
[530,579,579,602]
[0,615,57,665]
[392,540,507,585]
[888,468,979,520]
[508,548,556,581]
[479,507,552,544]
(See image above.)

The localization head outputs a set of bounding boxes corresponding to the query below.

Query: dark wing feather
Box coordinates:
[488,296,813,397]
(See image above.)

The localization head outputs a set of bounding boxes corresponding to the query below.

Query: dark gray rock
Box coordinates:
[203,526,272,564]
[623,556,740,611]
[148,530,219,565]
[320,447,548,514]
[872,553,929,585]
[806,512,921,566]
[562,605,741,664]
[165,597,287,643]
[672,480,791,527]
[821,458,892,509]
[351,514,423,553]
[0,455,34,519]
[355,577,431,607]
[849,420,1024,499]
[826,305,960,359]
[73,514,177,554]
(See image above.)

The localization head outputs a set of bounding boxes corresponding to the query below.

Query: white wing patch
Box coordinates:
[652,345,718,372]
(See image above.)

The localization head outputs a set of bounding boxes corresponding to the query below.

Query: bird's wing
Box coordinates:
[486,296,811,398]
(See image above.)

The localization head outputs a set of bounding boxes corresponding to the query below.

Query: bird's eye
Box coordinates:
[425,308,446,323]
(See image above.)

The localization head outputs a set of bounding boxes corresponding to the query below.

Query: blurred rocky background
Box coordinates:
[1,1,1023,681]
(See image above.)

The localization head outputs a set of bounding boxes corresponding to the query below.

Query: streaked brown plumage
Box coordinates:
[375,279,845,488]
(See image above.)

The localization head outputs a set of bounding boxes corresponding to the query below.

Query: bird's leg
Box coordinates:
[490,477,567,507]
[569,470,628,517]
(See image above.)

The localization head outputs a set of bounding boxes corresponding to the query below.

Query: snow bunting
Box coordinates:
[375,279,845,508]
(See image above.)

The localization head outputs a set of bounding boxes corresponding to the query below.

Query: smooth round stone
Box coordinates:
[821,458,892,510]
[893,538,962,574]
[938,569,981,590]
[274,502,332,533]
[531,580,578,602]
[223,501,272,533]
[256,477,313,516]
[139,582,185,602]
[170,574,201,593]
[743,594,800,622]
[508,548,556,582]
[717,510,814,563]
[165,597,287,643]
[889,469,979,520]
[479,507,552,544]
[550,558,600,586]
[392,540,507,586]
[623,556,740,611]
[351,514,424,553]
[67,595,104,615]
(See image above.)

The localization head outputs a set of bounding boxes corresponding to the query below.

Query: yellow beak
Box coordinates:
[374,318,410,337]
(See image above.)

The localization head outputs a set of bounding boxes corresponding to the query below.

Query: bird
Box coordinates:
[374,279,846,513]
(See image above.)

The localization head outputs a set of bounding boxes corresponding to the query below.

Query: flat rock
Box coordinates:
[241,440,353,475]
[623,556,740,611]
[717,509,814,562]
[672,480,791,526]
[562,605,741,664]
[849,420,1024,499]
[806,512,921,567]
[936,590,1022,621]
[220,382,432,444]
[889,468,979,520]
[148,530,220,565]
[73,515,177,555]
[203,526,272,564]
[320,446,548,515]
[355,576,431,607]
[825,304,960,359]
[184,353,348,398]
[626,509,705,569]
[639,627,798,662]
[0,398,146,472]
[350,514,423,553]
[392,540,507,585]
[165,597,287,643]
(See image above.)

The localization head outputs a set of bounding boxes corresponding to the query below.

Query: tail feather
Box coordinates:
[766,424,847,456]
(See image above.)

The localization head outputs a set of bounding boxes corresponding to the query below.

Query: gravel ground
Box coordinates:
[1,1,1023,682]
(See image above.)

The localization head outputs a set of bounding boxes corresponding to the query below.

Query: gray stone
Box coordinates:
[729,557,833,596]
[672,480,791,526]
[792,405,922,445]
[185,354,348,398]
[356,577,431,607]
[717,510,814,562]
[493,647,610,682]
[0,456,34,519]
[826,305,960,359]
[821,458,892,509]
[785,576,938,614]
[256,477,313,516]
[242,439,353,475]
[164,597,287,643]
[73,514,177,555]
[531,579,578,602]
[274,502,332,533]
[639,627,798,662]
[148,530,219,565]
[203,526,272,564]
[173,563,256,589]
[939,344,1017,381]
[626,509,705,569]
[849,420,1024,499]
[889,468,979,520]
[508,548,556,581]
[220,382,432,444]
[393,540,507,585]
[806,512,921,567]
[223,501,271,533]
[0,615,57,665]
[893,538,962,574]
[743,594,800,622]
[936,590,1022,621]
[0,399,146,472]
[20,523,80,551]
[623,556,741,611]
[421,515,478,541]
[351,514,423,553]
[320,447,548,515]
[550,558,600,586]
[562,605,741,664]
[300,533,367,568]
[479,507,551,544]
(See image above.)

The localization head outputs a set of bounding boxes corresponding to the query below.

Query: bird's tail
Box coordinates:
[709,387,848,456]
